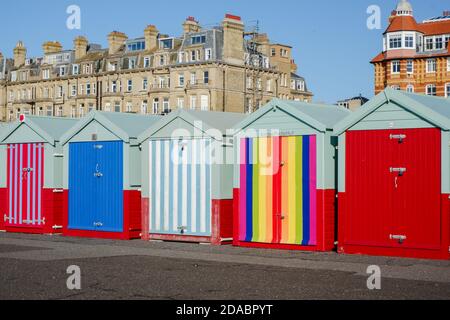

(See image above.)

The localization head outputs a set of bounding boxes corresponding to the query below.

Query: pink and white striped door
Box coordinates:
[6,143,44,228]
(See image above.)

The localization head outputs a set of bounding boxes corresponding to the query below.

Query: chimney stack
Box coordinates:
[108,31,128,55]
[144,25,159,52]
[42,41,63,55]
[183,16,201,34]
[222,14,245,65]
[13,41,27,68]
[74,36,89,60]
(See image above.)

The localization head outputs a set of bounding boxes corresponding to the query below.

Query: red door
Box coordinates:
[345,128,441,250]
[6,143,45,228]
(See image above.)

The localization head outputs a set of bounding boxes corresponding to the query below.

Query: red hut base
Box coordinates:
[337,193,450,261]
[141,198,233,245]
[232,189,336,252]
[62,190,142,240]
[0,188,64,234]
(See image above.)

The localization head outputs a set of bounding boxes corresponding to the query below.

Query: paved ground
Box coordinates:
[0,232,449,300]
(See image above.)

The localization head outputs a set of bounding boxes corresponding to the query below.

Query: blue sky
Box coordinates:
[0,0,448,103]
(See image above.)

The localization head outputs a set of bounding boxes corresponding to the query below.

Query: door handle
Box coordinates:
[390,234,407,244]
[390,134,406,143]
[276,214,285,220]
[93,222,103,227]
[177,226,187,234]
[390,167,406,176]
[94,172,103,177]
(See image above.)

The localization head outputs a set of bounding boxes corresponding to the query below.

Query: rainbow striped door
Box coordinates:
[238,136,317,246]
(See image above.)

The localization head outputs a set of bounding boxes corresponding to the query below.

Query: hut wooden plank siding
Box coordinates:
[334,89,450,260]
[232,99,350,251]
[138,110,245,244]
[60,112,161,240]
[0,116,77,233]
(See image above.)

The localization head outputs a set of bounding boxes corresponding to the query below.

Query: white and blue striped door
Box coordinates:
[149,139,212,237]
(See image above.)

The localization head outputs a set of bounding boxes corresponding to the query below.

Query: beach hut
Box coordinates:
[60,111,161,240]
[232,99,350,251]
[0,115,77,233]
[138,109,245,244]
[333,88,450,260]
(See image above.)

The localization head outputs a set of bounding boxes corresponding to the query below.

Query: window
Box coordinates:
[389,34,402,49]
[405,34,414,48]
[406,60,414,74]
[280,49,289,57]
[163,97,170,113]
[129,59,136,69]
[70,85,76,97]
[57,86,63,98]
[436,37,443,50]
[426,59,436,73]
[79,84,84,95]
[445,36,450,48]
[203,71,209,84]
[190,72,197,85]
[178,52,184,63]
[57,106,63,117]
[59,66,67,77]
[152,98,159,114]
[144,57,150,68]
[114,101,121,112]
[446,83,450,98]
[104,103,111,112]
[127,40,145,52]
[426,84,436,96]
[159,55,165,66]
[127,80,133,92]
[86,83,91,95]
[179,74,185,86]
[200,95,209,111]
[190,96,197,110]
[246,76,253,89]
[83,64,92,74]
[391,60,401,74]
[177,97,184,109]
[46,106,53,117]
[447,58,450,72]
[205,48,212,61]
[126,102,133,113]
[160,38,173,50]
[191,35,206,45]
[141,100,148,114]
[391,85,400,90]
[406,85,414,93]
[88,103,95,113]
[111,81,117,93]
[266,79,272,92]
[79,104,85,117]
[271,48,276,56]
[108,62,117,72]
[143,78,148,90]
[426,38,433,50]
[42,69,50,79]
[191,50,197,62]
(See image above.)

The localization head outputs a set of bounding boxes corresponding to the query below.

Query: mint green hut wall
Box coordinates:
[0,117,78,191]
[0,116,78,233]
[60,111,162,191]
[137,109,246,243]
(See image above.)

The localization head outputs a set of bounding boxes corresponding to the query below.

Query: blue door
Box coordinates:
[68,141,124,232]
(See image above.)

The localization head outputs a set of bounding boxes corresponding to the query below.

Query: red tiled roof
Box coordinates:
[384,16,419,34]
[385,15,450,36]
[371,46,450,64]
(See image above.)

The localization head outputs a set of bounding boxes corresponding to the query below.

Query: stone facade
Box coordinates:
[0,14,313,122]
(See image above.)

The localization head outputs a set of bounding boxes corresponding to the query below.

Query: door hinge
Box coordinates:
[22,168,33,173]
[390,234,407,244]
[390,134,406,143]
[93,222,103,227]
[4,214,10,222]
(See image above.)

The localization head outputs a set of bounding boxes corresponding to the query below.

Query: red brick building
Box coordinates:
[372,0,450,97]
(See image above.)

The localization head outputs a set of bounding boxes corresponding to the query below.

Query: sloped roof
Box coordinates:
[385,15,419,33]
[61,111,162,145]
[0,116,78,146]
[138,109,246,143]
[233,98,351,133]
[333,88,450,135]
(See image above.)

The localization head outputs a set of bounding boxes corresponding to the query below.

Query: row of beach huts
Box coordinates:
[0,88,449,260]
